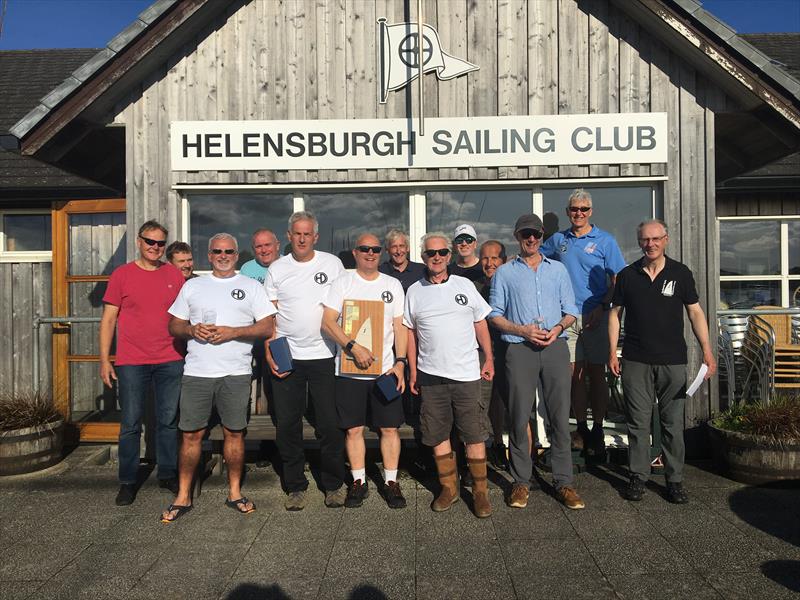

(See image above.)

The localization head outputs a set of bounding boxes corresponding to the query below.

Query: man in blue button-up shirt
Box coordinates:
[489,214,584,511]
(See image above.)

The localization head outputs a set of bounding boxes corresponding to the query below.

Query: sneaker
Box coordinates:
[557,486,585,510]
[383,481,407,509]
[507,483,529,508]
[324,485,348,508]
[666,482,689,504]
[344,480,369,508]
[284,490,306,511]
[115,484,137,506]
[623,477,646,501]
[158,478,179,495]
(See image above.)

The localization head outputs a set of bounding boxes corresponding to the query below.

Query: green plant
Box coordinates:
[0,390,61,431]
[713,393,800,443]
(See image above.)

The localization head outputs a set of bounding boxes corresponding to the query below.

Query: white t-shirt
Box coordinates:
[403,275,491,382]
[323,271,405,379]
[168,273,276,377]
[265,251,345,360]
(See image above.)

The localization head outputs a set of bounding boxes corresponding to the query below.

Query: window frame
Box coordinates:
[0,208,53,263]
[718,215,800,307]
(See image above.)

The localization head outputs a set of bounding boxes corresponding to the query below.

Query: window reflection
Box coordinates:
[720,281,780,310]
[543,186,656,264]
[789,222,800,276]
[719,220,780,276]
[304,192,408,257]
[189,194,294,270]
[426,190,532,251]
[4,214,51,251]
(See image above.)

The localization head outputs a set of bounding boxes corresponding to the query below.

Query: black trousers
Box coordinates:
[271,358,346,493]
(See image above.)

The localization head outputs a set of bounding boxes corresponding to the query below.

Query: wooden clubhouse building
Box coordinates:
[1,0,799,447]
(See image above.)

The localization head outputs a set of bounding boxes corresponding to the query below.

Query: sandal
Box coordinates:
[225,496,256,514]
[161,503,192,523]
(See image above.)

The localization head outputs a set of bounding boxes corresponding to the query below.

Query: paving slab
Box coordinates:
[0,581,45,600]
[500,539,603,577]
[668,530,778,574]
[512,574,617,600]
[583,536,695,575]
[704,567,800,600]
[607,573,724,599]
[318,576,415,600]
[219,578,320,600]
[234,538,334,580]
[416,574,516,600]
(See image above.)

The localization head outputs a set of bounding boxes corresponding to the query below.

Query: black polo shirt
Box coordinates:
[612,255,699,365]
[378,260,426,292]
[449,261,483,282]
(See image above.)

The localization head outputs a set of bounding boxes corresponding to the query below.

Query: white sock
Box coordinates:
[384,468,398,483]
[351,468,366,483]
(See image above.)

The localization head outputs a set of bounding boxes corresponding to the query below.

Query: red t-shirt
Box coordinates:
[103,261,185,366]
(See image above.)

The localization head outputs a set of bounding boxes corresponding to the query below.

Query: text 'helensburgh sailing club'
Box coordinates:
[170,114,667,171]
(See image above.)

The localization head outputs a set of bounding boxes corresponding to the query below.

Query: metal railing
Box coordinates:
[32,316,101,393]
[717,308,800,405]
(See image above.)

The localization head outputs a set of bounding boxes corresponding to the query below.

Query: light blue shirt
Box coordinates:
[239,259,269,284]
[488,254,578,344]
[541,225,626,314]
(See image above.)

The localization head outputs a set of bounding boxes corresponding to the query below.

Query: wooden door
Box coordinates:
[52,199,126,441]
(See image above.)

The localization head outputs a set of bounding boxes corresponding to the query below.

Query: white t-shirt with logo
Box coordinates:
[323,271,405,380]
[169,273,276,377]
[265,251,344,360]
[403,275,491,382]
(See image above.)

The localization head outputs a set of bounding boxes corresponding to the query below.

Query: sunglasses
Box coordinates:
[454,235,476,245]
[518,229,543,240]
[423,248,452,258]
[210,248,237,255]
[568,206,591,213]
[139,235,166,248]
[355,245,382,254]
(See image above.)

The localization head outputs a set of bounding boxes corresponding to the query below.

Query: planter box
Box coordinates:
[708,422,800,485]
[0,419,64,476]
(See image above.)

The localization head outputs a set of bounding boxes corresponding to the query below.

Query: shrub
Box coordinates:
[0,391,61,431]
[714,394,800,443]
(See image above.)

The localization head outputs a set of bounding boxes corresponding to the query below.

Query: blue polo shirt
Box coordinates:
[488,254,578,344]
[541,225,626,314]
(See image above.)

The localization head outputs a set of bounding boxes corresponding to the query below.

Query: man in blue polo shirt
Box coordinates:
[542,189,626,458]
[489,214,584,511]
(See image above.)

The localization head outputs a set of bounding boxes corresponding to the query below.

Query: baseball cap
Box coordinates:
[513,214,544,234]
[453,224,477,240]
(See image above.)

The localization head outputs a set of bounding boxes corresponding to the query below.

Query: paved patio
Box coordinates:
[1,445,798,600]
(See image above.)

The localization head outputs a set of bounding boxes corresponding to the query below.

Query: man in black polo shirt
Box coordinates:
[378,229,426,292]
[608,219,716,504]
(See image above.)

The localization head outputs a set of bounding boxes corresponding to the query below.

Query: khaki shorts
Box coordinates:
[179,374,251,432]
[418,372,486,447]
[566,312,610,365]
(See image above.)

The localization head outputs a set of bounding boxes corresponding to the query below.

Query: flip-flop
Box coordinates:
[225,496,256,514]
[161,503,192,523]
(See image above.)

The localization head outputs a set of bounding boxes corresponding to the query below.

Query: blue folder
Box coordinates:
[375,373,401,402]
[268,337,293,374]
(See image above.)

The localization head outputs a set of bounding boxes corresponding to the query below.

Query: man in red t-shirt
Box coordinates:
[100,220,185,506]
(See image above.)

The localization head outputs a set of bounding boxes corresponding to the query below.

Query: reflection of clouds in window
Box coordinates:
[719,220,779,276]
[789,222,800,274]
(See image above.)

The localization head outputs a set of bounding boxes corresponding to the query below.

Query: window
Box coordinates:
[0,210,52,262]
[719,217,800,308]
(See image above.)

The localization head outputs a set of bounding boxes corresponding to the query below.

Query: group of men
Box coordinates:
[100,189,716,523]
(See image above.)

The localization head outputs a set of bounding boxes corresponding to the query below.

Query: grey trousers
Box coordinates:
[506,340,574,489]
[621,360,687,483]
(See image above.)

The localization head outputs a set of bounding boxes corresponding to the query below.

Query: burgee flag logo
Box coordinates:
[377,18,478,104]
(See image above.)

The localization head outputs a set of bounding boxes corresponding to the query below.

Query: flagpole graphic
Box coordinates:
[377,18,479,104]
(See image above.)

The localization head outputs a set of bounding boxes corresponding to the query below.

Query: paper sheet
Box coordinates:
[686,363,709,397]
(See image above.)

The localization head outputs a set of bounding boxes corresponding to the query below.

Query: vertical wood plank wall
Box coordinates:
[114,0,723,427]
[0,263,52,396]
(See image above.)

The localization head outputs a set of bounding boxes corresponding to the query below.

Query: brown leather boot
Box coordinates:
[432,451,460,512]
[467,457,492,518]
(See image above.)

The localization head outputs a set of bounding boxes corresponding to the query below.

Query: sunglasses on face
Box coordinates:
[210,248,237,255]
[454,235,476,245]
[518,229,543,240]
[423,248,452,258]
[568,206,591,213]
[139,235,166,247]
[355,245,382,254]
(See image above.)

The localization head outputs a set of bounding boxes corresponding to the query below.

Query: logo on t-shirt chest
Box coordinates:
[231,289,246,300]
[661,280,676,297]
[381,290,394,303]
[314,272,328,285]
[454,293,468,306]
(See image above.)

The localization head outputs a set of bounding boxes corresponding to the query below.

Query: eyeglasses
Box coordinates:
[638,235,667,244]
[517,229,543,240]
[210,248,237,255]
[139,235,166,248]
[355,245,382,254]
[568,206,591,213]
[423,248,452,258]
[454,235,476,245]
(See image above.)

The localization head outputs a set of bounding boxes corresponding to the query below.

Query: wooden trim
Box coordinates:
[66,356,106,362]
[77,422,120,442]
[61,199,126,214]
[66,275,112,283]
[21,0,213,155]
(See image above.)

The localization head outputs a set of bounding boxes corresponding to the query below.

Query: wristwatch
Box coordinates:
[344,340,356,353]
[394,357,408,367]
